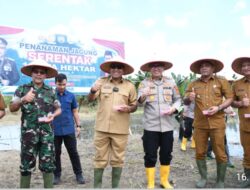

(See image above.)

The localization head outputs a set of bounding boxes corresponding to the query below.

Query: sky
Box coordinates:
[0,0,250,79]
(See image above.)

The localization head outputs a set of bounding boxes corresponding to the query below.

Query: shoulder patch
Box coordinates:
[164,76,171,80]
[100,76,108,79]
[124,78,133,83]
[193,78,201,82]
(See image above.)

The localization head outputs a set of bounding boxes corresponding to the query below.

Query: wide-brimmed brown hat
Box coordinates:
[232,57,250,75]
[21,59,58,78]
[100,56,134,75]
[140,60,173,72]
[190,58,224,74]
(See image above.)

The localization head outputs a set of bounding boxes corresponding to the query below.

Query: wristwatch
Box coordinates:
[77,125,81,128]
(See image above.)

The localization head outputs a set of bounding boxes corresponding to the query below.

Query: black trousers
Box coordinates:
[142,130,173,167]
[183,117,194,139]
[54,134,82,176]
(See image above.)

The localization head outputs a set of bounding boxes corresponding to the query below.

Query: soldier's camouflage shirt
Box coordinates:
[12,81,60,127]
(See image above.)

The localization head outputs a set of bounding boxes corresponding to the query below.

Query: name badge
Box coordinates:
[244,114,250,118]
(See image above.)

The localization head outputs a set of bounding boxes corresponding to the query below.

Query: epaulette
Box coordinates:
[100,76,108,79]
[234,78,243,83]
[124,78,133,83]
[43,84,52,90]
[215,75,226,80]
[23,83,32,88]
[193,78,200,82]
[163,76,172,81]
[99,76,109,82]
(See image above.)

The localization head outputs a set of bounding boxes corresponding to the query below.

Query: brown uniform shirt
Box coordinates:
[185,76,233,129]
[93,77,137,134]
[232,77,250,132]
[0,93,6,110]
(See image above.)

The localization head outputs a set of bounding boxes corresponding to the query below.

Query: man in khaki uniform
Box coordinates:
[0,92,6,118]
[184,58,233,188]
[88,57,137,188]
[231,57,250,188]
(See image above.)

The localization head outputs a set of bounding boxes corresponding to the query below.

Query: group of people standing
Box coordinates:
[0,55,249,189]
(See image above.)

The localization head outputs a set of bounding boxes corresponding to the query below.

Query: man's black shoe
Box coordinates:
[53,175,61,185]
[76,174,85,184]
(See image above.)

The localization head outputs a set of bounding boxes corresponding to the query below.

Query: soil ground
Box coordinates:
[0,107,244,188]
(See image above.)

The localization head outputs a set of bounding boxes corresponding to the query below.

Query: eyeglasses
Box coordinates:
[110,64,124,69]
[32,70,46,75]
[149,63,164,68]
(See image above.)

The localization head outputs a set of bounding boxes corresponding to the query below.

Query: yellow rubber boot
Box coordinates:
[145,167,155,189]
[181,138,187,151]
[160,165,173,189]
[191,137,196,149]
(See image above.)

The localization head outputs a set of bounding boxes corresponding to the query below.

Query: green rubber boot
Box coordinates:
[43,172,53,188]
[20,175,31,188]
[94,168,104,188]
[215,162,227,188]
[112,167,122,188]
[196,159,207,188]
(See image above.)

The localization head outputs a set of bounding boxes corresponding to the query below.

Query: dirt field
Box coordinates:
[0,108,244,188]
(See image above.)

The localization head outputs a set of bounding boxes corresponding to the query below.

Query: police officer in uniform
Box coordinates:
[0,37,19,85]
[184,58,233,188]
[138,60,181,189]
[88,56,137,188]
[9,59,61,188]
[231,57,250,188]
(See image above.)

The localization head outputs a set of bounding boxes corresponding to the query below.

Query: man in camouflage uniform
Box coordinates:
[138,60,181,189]
[0,37,20,85]
[9,59,61,188]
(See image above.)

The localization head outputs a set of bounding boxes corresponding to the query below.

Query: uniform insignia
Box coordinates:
[163,87,171,89]
[164,96,172,102]
[149,95,155,101]
[138,83,144,89]
[237,89,245,92]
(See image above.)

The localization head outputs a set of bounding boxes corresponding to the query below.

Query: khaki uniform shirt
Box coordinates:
[0,93,6,110]
[138,77,181,132]
[232,77,250,132]
[185,76,233,129]
[93,77,137,135]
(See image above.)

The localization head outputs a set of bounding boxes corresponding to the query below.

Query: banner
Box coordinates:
[0,26,125,95]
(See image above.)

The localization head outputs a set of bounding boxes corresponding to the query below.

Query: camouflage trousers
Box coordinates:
[20,123,55,174]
